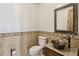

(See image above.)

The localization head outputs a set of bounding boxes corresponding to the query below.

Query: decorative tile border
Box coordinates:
[0,31,38,38]
[0,31,79,40]
[38,31,79,40]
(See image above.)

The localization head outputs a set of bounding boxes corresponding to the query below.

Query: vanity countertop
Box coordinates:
[45,43,78,56]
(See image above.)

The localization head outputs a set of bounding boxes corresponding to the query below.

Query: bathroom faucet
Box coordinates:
[62,35,71,48]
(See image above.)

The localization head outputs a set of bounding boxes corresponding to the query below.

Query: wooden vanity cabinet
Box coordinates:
[43,47,64,56]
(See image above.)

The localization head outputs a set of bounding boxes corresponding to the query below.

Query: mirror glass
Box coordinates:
[54,3,78,35]
[57,6,73,31]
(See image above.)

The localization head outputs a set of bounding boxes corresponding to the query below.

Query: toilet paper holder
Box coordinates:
[10,48,15,56]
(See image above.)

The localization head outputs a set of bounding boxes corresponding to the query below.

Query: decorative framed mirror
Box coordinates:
[54,3,78,35]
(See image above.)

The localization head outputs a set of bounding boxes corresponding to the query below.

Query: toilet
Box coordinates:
[29,36,47,56]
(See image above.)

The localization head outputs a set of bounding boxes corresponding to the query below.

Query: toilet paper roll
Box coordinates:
[12,50,16,55]
[11,48,16,56]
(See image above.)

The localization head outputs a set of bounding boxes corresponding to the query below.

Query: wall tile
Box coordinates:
[0,31,38,56]
[0,31,79,56]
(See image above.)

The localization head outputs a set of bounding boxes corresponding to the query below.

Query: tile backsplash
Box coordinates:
[38,31,79,48]
[0,31,79,56]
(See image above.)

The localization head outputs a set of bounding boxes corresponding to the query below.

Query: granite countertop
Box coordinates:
[45,43,78,56]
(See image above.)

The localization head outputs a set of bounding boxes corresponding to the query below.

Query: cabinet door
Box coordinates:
[77,48,79,56]
[47,48,63,56]
[43,47,47,56]
[43,47,63,56]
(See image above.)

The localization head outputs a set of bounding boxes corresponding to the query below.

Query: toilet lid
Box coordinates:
[29,46,42,52]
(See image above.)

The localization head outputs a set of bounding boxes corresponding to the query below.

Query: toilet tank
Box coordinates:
[38,36,47,47]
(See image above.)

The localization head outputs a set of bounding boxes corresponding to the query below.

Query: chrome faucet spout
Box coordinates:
[67,35,71,48]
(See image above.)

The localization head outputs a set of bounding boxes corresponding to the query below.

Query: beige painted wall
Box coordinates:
[0,3,78,33]
[0,3,37,33]
[37,3,56,32]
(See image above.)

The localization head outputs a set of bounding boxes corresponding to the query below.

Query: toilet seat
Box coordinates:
[30,46,42,51]
[29,46,42,56]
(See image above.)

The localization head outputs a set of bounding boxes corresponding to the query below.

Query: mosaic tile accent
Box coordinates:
[0,31,38,38]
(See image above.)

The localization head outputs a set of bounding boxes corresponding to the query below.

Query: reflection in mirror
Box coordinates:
[57,6,73,31]
[54,3,78,35]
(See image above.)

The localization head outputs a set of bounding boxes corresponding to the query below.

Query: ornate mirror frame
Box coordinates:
[54,3,78,35]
